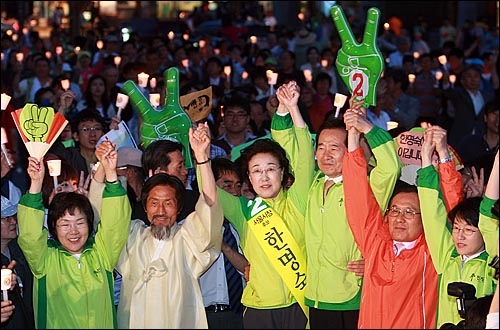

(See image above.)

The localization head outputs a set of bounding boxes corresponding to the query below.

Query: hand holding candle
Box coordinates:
[438,55,448,72]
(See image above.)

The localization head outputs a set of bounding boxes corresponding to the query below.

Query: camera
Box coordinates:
[447,282,476,319]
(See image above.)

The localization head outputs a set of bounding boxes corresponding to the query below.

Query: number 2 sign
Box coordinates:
[331,5,384,107]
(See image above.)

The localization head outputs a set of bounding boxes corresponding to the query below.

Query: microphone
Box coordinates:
[0,127,13,168]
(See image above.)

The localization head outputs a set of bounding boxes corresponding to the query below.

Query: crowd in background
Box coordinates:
[1,2,499,329]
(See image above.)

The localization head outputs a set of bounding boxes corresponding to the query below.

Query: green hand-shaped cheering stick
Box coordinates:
[331,5,384,107]
[122,67,194,169]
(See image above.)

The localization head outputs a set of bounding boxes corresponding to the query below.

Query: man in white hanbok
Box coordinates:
[116,123,223,329]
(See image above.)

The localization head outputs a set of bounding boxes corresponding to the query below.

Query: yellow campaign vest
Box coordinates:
[242,197,309,321]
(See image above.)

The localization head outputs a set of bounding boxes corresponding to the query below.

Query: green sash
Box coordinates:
[241,197,309,319]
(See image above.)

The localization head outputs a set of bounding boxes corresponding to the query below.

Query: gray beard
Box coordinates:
[151,224,172,240]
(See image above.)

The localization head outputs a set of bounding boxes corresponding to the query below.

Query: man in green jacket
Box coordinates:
[18,140,131,329]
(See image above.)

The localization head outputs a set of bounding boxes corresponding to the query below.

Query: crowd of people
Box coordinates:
[1,3,499,329]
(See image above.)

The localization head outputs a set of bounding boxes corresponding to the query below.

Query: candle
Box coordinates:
[266,70,278,85]
[449,74,456,88]
[168,31,175,40]
[199,40,206,48]
[242,71,249,80]
[435,71,443,81]
[386,121,399,130]
[1,268,12,301]
[47,159,61,191]
[413,51,420,59]
[0,127,13,168]
[149,93,160,108]
[321,59,328,68]
[55,46,63,56]
[61,79,70,91]
[183,33,189,41]
[12,34,18,42]
[16,53,24,62]
[224,66,231,78]
[45,50,52,59]
[250,36,257,44]
[114,56,121,67]
[150,77,157,89]
[438,55,447,66]
[298,13,305,21]
[74,46,80,55]
[333,93,348,118]
[408,74,416,84]
[384,23,390,31]
[182,59,189,68]
[1,93,12,110]
[137,72,149,88]
[96,40,104,50]
[22,27,28,35]
[115,93,129,120]
[303,69,313,83]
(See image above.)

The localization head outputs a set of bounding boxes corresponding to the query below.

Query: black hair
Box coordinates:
[70,109,107,133]
[316,117,347,150]
[47,192,94,240]
[448,197,482,227]
[211,157,240,181]
[141,173,186,215]
[141,139,184,174]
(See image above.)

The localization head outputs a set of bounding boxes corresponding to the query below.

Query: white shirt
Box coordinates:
[199,222,246,307]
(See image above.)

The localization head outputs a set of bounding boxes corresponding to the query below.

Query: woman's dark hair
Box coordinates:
[141,173,186,215]
[448,197,482,227]
[82,74,112,121]
[47,192,94,240]
[238,138,291,189]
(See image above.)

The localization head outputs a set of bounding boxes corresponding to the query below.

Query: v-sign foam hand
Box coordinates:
[21,104,49,141]
[121,67,194,169]
[331,5,384,107]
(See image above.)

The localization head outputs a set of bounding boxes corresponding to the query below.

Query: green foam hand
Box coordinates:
[121,67,194,169]
[331,5,384,107]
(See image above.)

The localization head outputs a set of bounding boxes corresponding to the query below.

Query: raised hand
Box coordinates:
[56,90,76,115]
[95,140,118,174]
[464,166,485,198]
[421,128,436,167]
[121,67,193,168]
[188,122,210,163]
[331,5,384,107]
[27,156,45,194]
[76,170,91,197]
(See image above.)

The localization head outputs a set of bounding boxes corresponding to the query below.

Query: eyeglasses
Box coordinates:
[249,166,282,177]
[57,221,88,232]
[452,226,478,237]
[386,206,421,220]
[79,127,103,133]
[224,112,248,119]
